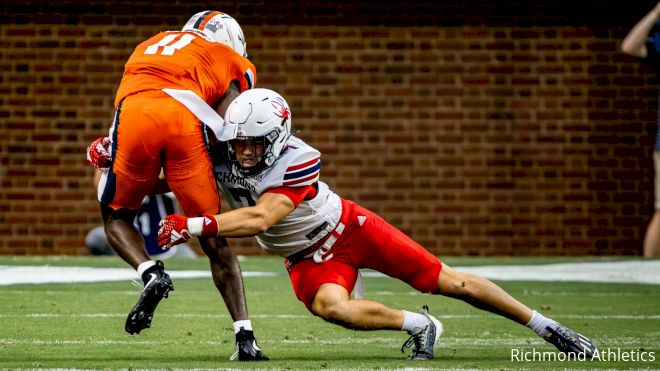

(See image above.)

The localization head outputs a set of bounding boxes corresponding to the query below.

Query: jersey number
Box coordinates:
[144,33,195,56]
[228,187,256,207]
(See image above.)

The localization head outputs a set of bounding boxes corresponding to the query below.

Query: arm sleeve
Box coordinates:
[265,184,317,207]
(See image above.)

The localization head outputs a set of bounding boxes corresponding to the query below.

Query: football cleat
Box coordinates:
[125,260,174,335]
[401,305,443,360]
[544,323,597,359]
[230,327,269,361]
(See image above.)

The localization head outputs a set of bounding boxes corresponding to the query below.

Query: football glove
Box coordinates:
[158,214,219,249]
[87,136,112,170]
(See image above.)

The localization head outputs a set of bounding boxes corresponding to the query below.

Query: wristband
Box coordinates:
[187,214,219,237]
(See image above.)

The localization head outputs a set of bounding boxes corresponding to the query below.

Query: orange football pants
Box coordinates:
[102,90,220,216]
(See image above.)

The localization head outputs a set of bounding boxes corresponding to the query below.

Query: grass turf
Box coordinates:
[0,256,658,370]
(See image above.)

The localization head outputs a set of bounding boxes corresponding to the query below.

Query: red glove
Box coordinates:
[158,214,219,249]
[87,137,112,170]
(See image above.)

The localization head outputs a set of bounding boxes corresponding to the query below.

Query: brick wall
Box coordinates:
[0,1,657,256]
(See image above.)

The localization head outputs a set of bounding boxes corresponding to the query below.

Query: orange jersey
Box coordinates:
[114,31,256,108]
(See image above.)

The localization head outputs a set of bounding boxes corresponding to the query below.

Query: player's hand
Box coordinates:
[86,137,112,170]
[158,214,192,249]
[158,214,219,248]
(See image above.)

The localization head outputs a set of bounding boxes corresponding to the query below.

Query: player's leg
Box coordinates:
[100,93,174,335]
[345,201,527,319]
[311,281,403,329]
[352,203,596,358]
[165,116,266,361]
[350,200,597,358]
[197,235,266,360]
[101,93,167,268]
[289,255,441,360]
[101,189,173,336]
[311,283,442,360]
[437,263,597,357]
[436,264,532,323]
[644,151,660,257]
[197,236,247,320]
[335,203,442,359]
[101,200,173,335]
[101,203,147,267]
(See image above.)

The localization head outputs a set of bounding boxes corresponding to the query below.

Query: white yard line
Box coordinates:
[453,261,660,285]
[0,266,276,285]
[0,337,654,347]
[0,260,659,286]
[0,313,657,320]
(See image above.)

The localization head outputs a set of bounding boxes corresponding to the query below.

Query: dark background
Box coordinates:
[1,0,659,256]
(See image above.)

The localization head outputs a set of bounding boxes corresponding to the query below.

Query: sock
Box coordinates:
[526,310,557,338]
[401,310,429,333]
[137,260,156,281]
[234,320,253,334]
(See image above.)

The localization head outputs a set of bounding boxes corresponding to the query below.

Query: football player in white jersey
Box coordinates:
[154,88,597,361]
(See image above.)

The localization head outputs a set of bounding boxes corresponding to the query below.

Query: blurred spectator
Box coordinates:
[622,2,660,258]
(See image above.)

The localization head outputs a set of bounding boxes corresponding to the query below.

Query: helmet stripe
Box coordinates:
[192,10,213,29]
[197,11,222,31]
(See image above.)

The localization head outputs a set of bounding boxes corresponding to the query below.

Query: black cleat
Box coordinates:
[230,327,269,361]
[401,305,443,360]
[125,260,174,335]
[545,323,597,359]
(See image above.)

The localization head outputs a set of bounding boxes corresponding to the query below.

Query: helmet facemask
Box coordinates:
[226,127,290,176]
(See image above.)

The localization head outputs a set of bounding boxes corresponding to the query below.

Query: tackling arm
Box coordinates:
[621,2,660,57]
[215,192,295,237]
[158,192,295,248]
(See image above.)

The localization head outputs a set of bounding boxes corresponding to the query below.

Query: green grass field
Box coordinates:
[0,256,658,370]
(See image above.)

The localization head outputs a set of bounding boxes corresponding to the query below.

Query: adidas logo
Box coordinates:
[204,217,212,226]
[357,215,366,226]
[171,230,183,243]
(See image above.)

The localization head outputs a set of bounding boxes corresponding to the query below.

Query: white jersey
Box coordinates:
[214,136,342,257]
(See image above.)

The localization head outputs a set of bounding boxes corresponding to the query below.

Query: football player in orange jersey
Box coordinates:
[88,11,266,361]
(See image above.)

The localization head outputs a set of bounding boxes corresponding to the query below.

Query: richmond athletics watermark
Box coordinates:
[511,348,656,362]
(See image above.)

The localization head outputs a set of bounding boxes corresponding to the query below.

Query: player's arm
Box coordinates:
[158,184,317,249]
[622,2,660,57]
[216,192,295,237]
[158,192,295,248]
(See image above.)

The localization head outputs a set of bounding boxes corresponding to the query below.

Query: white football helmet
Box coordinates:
[224,88,292,175]
[182,11,247,57]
